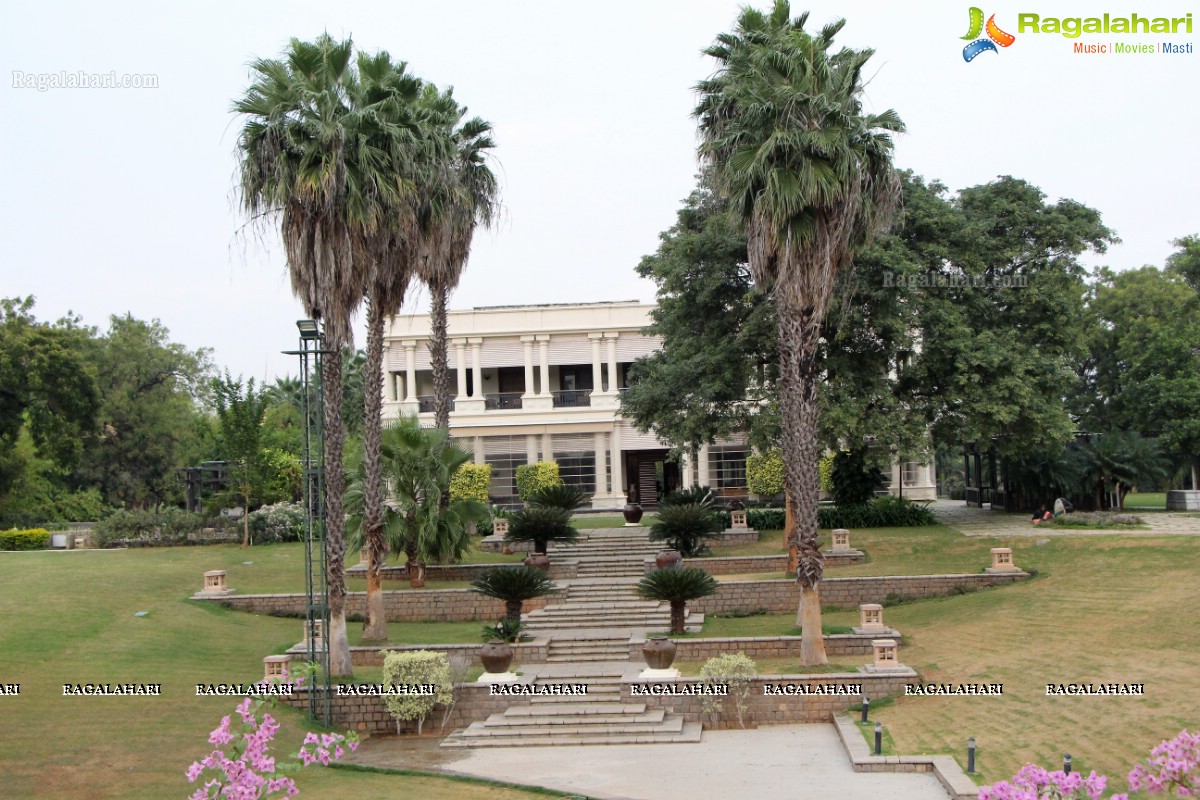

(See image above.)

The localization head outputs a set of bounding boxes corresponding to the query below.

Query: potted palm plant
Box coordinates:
[637,567,718,636]
[470,566,558,674]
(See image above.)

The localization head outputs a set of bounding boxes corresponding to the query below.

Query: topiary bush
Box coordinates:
[746,450,785,497]
[515,461,561,501]
[0,528,50,550]
[449,464,492,505]
[380,650,455,735]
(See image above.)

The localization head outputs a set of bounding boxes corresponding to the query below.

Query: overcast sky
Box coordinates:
[3,0,1197,383]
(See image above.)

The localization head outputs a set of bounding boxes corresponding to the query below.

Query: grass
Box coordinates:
[0,546,561,799]
[571,514,657,529]
[659,613,856,639]
[1123,492,1166,509]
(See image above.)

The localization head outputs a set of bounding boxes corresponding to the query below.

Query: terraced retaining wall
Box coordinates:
[693,572,1028,614]
[195,588,561,622]
[288,640,552,669]
[280,684,508,735]
[347,560,578,582]
[629,633,898,662]
[656,552,863,576]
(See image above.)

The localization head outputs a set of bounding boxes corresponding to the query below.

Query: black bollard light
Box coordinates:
[967,737,976,774]
[1064,753,1072,774]
[874,722,883,755]
[861,697,869,724]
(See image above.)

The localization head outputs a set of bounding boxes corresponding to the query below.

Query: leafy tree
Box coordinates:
[211,373,270,546]
[696,1,904,665]
[73,314,212,508]
[1167,233,1200,293]
[648,503,725,556]
[636,568,718,635]
[469,567,558,623]
[829,449,884,508]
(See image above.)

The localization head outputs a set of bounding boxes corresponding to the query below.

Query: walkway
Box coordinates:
[931,499,1200,537]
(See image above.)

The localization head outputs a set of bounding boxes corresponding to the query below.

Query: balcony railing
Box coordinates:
[416,396,455,413]
[552,390,591,408]
[484,392,523,410]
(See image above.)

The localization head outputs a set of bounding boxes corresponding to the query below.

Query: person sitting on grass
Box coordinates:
[1053,497,1073,518]
[1031,503,1052,524]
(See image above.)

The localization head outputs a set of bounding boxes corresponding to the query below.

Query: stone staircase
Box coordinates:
[545,632,631,663]
[442,667,702,748]
[523,579,704,634]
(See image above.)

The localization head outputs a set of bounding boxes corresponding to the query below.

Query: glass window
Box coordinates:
[708,448,747,490]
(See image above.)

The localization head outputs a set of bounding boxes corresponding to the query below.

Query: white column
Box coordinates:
[542,433,552,463]
[404,344,417,401]
[388,373,398,401]
[611,424,625,499]
[698,444,711,487]
[537,336,551,397]
[589,334,604,393]
[593,432,607,495]
[681,450,693,489]
[521,336,535,397]
[470,339,483,399]
[454,341,467,399]
[473,436,485,466]
[605,335,618,392]
[526,435,539,465]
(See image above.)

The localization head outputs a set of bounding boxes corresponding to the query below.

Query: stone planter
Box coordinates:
[655,549,683,570]
[480,640,514,674]
[623,503,644,524]
[523,553,551,571]
[641,636,678,670]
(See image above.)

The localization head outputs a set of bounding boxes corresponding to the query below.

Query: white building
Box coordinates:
[381,300,935,509]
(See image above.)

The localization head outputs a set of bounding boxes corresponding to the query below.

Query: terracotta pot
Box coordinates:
[480,640,514,674]
[641,636,677,670]
[655,549,683,570]
[523,553,550,571]
[623,503,644,524]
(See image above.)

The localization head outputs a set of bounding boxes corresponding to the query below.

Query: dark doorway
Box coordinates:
[624,449,680,508]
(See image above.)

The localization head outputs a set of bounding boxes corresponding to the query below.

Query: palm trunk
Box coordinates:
[361,298,388,642]
[322,348,353,677]
[784,492,798,574]
[778,306,828,666]
[429,284,451,430]
[405,537,426,588]
[670,600,686,635]
[505,599,523,624]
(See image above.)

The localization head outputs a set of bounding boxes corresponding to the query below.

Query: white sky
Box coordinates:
[2,1,1197,382]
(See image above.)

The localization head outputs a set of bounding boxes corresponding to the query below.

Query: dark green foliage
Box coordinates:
[659,485,716,509]
[636,568,719,602]
[481,618,524,644]
[0,528,50,550]
[830,449,884,508]
[711,508,786,531]
[93,506,212,547]
[470,566,558,623]
[817,497,936,529]
[504,506,579,554]
[649,503,726,556]
[525,484,590,512]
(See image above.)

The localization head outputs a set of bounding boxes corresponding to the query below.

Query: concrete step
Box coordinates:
[504,702,646,716]
[488,709,667,726]
[459,718,686,737]
[441,721,704,748]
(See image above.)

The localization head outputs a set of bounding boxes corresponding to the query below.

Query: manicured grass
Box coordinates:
[0,547,560,799]
[1122,492,1166,509]
[662,613,856,639]
[572,514,657,529]
[346,620,485,646]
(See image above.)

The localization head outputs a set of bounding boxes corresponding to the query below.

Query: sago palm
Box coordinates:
[637,568,718,635]
[504,506,579,556]
[470,566,558,624]
[696,1,904,664]
[649,502,725,557]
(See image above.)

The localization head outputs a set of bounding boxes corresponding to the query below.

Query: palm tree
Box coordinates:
[696,2,904,664]
[637,568,718,635]
[525,484,591,513]
[234,35,392,675]
[411,86,500,430]
[649,503,725,557]
[470,567,558,624]
[504,506,579,556]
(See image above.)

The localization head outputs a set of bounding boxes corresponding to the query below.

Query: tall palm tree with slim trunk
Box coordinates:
[411,86,499,430]
[234,35,392,675]
[696,2,904,665]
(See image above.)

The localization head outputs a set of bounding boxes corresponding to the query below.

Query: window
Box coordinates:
[708,448,747,490]
[554,435,596,493]
[483,435,526,507]
[902,461,924,487]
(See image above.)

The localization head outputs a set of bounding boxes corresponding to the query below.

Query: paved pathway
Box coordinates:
[931,499,1200,537]
[351,722,950,800]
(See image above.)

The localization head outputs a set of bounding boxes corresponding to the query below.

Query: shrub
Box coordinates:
[699,653,758,729]
[260,448,303,504]
[710,508,786,531]
[746,450,785,497]
[504,506,579,554]
[819,454,834,495]
[659,485,716,509]
[818,496,935,528]
[515,461,561,501]
[637,567,719,634]
[469,566,558,622]
[246,501,306,543]
[0,528,50,550]
[481,618,524,644]
[93,505,207,547]
[1045,511,1145,529]
[380,650,455,735]
[526,483,590,512]
[650,503,725,556]
[449,464,492,504]
[830,450,884,508]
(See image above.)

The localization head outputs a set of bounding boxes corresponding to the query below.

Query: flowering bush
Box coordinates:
[187,687,357,798]
[246,502,306,543]
[1128,730,1200,796]
[978,765,1126,800]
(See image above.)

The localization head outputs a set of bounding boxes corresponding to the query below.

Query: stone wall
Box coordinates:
[710,530,759,547]
[657,552,862,576]
[347,560,578,582]
[279,683,511,735]
[692,572,1028,614]
[621,671,917,729]
[287,640,551,668]
[628,633,896,663]
[197,587,562,622]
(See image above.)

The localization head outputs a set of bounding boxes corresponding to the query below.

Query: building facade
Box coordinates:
[381,300,935,509]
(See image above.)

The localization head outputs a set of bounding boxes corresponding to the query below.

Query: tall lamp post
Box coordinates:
[284,319,331,725]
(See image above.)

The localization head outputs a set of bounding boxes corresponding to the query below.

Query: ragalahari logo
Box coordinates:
[962,7,1016,61]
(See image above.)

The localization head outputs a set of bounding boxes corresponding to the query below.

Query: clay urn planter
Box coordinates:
[641,636,677,670]
[655,549,683,570]
[480,640,514,674]
[623,502,644,524]
[523,552,551,571]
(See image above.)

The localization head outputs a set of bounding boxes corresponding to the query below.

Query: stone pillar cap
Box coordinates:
[871,639,897,647]
[204,569,227,577]
[860,603,883,611]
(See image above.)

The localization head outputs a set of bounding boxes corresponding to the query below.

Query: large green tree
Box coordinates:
[211,373,270,547]
[696,1,904,665]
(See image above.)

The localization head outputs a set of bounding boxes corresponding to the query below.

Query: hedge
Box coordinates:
[515,461,561,501]
[711,497,935,530]
[0,528,51,550]
[450,464,492,504]
[746,450,785,497]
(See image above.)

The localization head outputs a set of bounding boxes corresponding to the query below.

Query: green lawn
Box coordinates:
[0,547,565,799]
[1123,492,1166,509]
[572,514,657,529]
